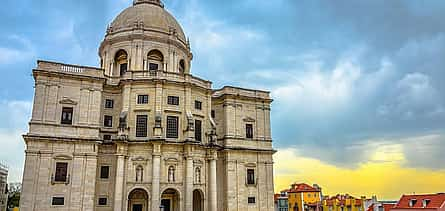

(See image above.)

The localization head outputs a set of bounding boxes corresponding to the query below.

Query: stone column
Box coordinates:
[114,155,125,211]
[151,143,161,211]
[185,156,193,210]
[209,152,217,211]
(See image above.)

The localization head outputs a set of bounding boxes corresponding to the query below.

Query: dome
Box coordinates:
[109,0,186,42]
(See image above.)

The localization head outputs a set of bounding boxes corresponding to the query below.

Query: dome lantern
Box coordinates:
[133,0,164,7]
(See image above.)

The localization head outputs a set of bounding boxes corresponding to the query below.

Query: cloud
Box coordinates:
[274,146,445,200]
[0,100,32,183]
[0,35,35,65]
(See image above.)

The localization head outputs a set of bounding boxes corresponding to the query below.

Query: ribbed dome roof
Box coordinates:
[109,0,186,41]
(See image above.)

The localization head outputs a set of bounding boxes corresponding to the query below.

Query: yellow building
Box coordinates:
[322,194,366,211]
[286,183,322,211]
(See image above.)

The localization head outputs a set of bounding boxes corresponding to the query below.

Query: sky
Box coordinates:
[0,0,445,200]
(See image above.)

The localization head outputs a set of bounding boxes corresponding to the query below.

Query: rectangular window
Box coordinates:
[104,115,113,127]
[248,197,256,204]
[52,197,65,206]
[166,116,179,138]
[61,107,73,125]
[136,115,148,137]
[137,95,149,104]
[195,100,202,110]
[120,63,127,76]
[246,124,253,139]
[247,169,255,185]
[195,119,202,142]
[211,110,215,118]
[100,166,110,179]
[105,99,114,108]
[149,63,159,71]
[103,135,112,141]
[55,162,68,182]
[98,197,108,206]
[167,96,180,105]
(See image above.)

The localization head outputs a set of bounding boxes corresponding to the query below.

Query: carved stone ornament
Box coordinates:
[59,97,77,105]
[243,116,256,122]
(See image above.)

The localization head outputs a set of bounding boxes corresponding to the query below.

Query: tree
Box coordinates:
[7,183,21,208]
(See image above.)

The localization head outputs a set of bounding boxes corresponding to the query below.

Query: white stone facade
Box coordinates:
[0,164,7,211]
[19,0,275,211]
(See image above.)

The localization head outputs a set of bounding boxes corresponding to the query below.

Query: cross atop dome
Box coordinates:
[133,0,164,7]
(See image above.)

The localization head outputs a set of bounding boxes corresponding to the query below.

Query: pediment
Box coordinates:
[243,116,256,122]
[131,156,149,162]
[59,97,78,105]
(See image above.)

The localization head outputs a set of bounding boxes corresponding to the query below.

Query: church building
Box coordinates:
[19,0,275,210]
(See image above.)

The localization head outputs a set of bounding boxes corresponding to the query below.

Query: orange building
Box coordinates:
[286,183,322,211]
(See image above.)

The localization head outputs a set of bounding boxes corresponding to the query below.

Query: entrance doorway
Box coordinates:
[128,189,149,211]
[161,188,180,211]
[193,189,204,211]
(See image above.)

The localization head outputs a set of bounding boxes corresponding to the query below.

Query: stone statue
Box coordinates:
[168,166,175,182]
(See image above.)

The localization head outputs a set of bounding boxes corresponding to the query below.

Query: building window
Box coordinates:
[168,166,175,182]
[136,165,143,182]
[103,135,112,141]
[247,169,255,185]
[61,107,73,125]
[409,199,417,207]
[98,197,108,206]
[120,63,127,76]
[52,197,65,206]
[248,197,256,204]
[105,99,114,108]
[167,96,180,105]
[137,95,149,104]
[149,63,159,71]
[55,162,68,182]
[136,115,148,137]
[166,116,179,138]
[211,110,215,118]
[246,124,253,139]
[100,166,109,179]
[104,115,113,127]
[195,100,202,110]
[194,119,202,142]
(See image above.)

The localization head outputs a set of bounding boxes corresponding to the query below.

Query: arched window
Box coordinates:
[168,166,175,182]
[179,59,185,73]
[115,50,128,76]
[195,167,201,184]
[136,165,143,182]
[147,50,164,71]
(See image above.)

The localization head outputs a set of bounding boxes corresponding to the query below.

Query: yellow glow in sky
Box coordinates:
[274,146,445,200]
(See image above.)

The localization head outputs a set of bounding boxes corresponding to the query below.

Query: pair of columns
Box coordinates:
[113,144,218,211]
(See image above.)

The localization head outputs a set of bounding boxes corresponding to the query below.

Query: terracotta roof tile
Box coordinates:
[394,194,445,209]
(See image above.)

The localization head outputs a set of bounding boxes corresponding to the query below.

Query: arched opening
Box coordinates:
[161,188,180,211]
[193,189,204,211]
[147,49,164,71]
[179,59,185,73]
[115,50,128,76]
[128,188,149,211]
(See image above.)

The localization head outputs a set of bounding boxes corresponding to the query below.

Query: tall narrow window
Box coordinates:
[179,60,185,73]
[61,107,73,125]
[195,119,202,142]
[104,115,113,127]
[246,124,253,139]
[247,169,255,185]
[211,110,215,118]
[105,99,114,108]
[168,166,175,182]
[120,63,127,76]
[167,96,180,105]
[115,50,128,76]
[100,166,110,179]
[55,162,68,182]
[137,95,149,104]
[136,115,148,137]
[195,101,202,110]
[166,116,179,138]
